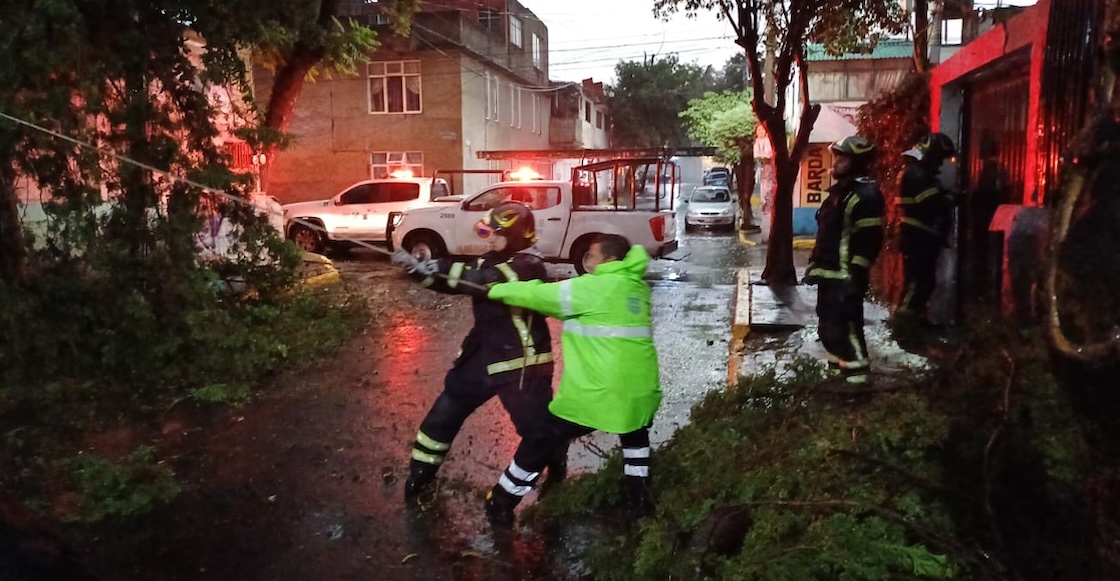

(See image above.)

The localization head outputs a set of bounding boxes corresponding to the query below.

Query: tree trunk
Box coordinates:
[260,0,342,190]
[913,0,930,73]
[762,157,798,284]
[0,167,27,286]
[736,155,758,230]
[263,52,321,134]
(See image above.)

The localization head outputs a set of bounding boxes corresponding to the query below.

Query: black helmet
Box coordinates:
[475,202,537,251]
[830,136,875,175]
[830,135,875,159]
[903,132,956,165]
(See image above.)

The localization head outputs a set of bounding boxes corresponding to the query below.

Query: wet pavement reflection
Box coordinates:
[306,189,762,578]
[85,188,764,580]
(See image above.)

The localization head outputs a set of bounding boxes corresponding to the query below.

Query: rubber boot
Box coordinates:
[484,486,522,526]
[624,476,654,519]
[404,463,438,503]
[538,443,569,498]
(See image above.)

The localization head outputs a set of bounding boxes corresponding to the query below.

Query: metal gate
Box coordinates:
[959,60,1031,304]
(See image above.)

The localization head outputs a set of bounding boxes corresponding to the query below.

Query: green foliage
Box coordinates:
[55,446,181,523]
[541,328,1096,579]
[608,55,724,148]
[654,0,908,59]
[681,90,756,165]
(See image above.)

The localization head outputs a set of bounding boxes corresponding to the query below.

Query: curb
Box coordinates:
[792,238,816,250]
[727,268,753,386]
[298,251,341,287]
[302,269,341,287]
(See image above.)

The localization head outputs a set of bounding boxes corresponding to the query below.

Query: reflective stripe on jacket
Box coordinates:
[412,250,553,383]
[898,164,951,243]
[808,177,885,283]
[487,245,662,433]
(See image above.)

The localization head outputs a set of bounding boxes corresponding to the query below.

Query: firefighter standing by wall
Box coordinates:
[804,136,885,384]
[896,132,957,322]
[479,235,662,524]
[390,202,560,501]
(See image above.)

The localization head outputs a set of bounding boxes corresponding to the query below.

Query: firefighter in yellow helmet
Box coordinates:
[804,136,886,384]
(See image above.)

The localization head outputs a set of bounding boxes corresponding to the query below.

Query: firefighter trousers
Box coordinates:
[899,237,942,317]
[816,279,870,383]
[493,413,652,507]
[408,364,554,483]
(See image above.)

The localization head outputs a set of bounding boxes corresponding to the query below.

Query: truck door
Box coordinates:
[333,183,377,239]
[456,184,568,257]
[366,182,421,239]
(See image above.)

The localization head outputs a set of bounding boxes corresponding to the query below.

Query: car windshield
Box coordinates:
[692,189,730,203]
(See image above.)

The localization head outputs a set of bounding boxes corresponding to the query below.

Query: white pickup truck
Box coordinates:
[282,175,451,254]
[390,158,679,274]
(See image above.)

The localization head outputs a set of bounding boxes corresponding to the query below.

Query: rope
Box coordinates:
[0,111,489,292]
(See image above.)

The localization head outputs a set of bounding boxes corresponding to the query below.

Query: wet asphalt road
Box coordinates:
[336,187,761,477]
[304,187,764,578]
[84,187,764,581]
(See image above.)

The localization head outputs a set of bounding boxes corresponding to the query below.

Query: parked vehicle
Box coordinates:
[703,173,731,189]
[685,186,736,231]
[390,158,679,274]
[281,173,452,254]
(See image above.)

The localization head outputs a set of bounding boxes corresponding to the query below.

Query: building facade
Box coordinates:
[930,0,1104,316]
[256,0,556,203]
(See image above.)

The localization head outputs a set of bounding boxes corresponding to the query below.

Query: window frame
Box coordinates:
[479,8,499,31]
[368,60,423,115]
[531,34,543,69]
[509,16,523,48]
[370,151,424,179]
[486,72,500,122]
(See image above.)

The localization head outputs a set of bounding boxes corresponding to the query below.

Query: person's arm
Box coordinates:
[487,279,566,318]
[846,191,885,284]
[409,257,513,296]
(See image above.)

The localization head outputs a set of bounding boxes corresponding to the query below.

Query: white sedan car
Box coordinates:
[685,186,736,231]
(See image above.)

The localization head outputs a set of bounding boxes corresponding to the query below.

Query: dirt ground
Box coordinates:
[72,256,581,580]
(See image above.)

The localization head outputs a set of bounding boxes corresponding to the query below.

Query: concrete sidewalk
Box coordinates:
[728,268,928,384]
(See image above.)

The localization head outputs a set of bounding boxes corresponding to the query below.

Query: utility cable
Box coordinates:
[0,110,490,292]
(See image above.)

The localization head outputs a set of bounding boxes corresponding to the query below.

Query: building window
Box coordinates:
[486,72,499,122]
[510,83,517,127]
[370,12,391,26]
[596,111,604,130]
[371,151,424,178]
[532,94,540,134]
[509,16,523,48]
[584,101,591,123]
[479,8,499,30]
[941,18,963,46]
[369,61,422,114]
[515,86,523,129]
[532,34,543,69]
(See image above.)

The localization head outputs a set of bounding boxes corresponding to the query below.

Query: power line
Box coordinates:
[0,110,491,290]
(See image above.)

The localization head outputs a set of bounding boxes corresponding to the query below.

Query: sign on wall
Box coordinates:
[799,143,834,207]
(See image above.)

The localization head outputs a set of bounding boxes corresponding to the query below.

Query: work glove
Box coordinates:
[390,249,419,270]
[412,259,439,276]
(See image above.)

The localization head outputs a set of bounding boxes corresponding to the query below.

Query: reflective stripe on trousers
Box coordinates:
[497,460,541,497]
[623,445,651,478]
[411,430,452,466]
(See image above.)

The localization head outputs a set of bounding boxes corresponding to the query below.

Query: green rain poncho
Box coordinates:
[487,245,661,433]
